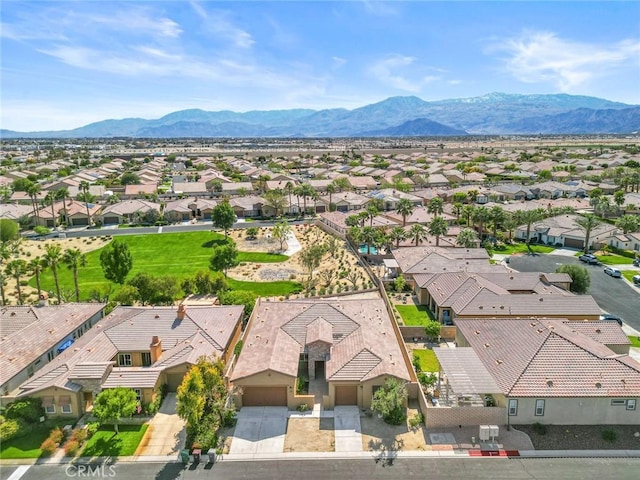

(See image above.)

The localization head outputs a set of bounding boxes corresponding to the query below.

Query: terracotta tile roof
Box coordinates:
[456,318,640,397]
[563,322,631,346]
[305,317,333,345]
[102,367,162,389]
[392,247,490,274]
[68,362,113,381]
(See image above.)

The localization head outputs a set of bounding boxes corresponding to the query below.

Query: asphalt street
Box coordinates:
[2,458,640,480]
[509,254,640,331]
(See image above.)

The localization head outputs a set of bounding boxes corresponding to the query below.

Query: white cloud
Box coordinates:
[189,5,254,49]
[368,55,440,92]
[332,56,347,69]
[360,1,399,17]
[491,31,640,91]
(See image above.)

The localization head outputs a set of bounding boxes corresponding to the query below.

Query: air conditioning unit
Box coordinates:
[479,425,490,441]
[489,425,499,441]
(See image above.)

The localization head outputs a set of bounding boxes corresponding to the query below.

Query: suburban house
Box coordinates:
[605,232,640,252]
[0,303,105,403]
[122,184,158,200]
[320,191,370,213]
[515,214,618,249]
[15,304,244,418]
[450,318,639,424]
[164,197,217,222]
[100,199,162,225]
[36,200,100,227]
[230,297,413,409]
[229,195,266,218]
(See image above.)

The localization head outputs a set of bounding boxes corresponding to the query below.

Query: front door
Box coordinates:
[315,361,325,380]
[83,392,93,411]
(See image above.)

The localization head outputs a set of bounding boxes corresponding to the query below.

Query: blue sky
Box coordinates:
[2,1,639,131]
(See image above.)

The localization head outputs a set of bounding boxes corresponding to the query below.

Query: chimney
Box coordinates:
[177,304,186,321]
[38,292,49,307]
[150,336,162,363]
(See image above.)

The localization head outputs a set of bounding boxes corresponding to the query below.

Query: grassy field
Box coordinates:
[628,336,640,348]
[596,254,634,265]
[413,349,440,372]
[395,304,435,325]
[81,424,148,457]
[491,243,556,255]
[0,424,63,459]
[622,270,639,283]
[31,232,299,299]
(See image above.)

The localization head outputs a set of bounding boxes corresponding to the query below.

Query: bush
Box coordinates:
[0,418,23,442]
[233,340,243,357]
[49,427,65,444]
[86,422,99,439]
[71,428,87,443]
[532,422,548,435]
[297,403,309,412]
[64,439,80,457]
[40,437,57,456]
[602,429,618,443]
[221,408,237,428]
[408,413,424,428]
[5,397,44,423]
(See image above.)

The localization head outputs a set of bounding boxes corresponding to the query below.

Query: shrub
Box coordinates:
[49,427,65,444]
[71,428,87,443]
[85,422,99,439]
[221,408,237,428]
[408,413,424,428]
[5,397,44,423]
[40,438,57,456]
[418,372,437,387]
[64,439,80,457]
[233,340,243,357]
[297,403,309,412]
[0,418,23,442]
[412,353,421,373]
[532,422,547,435]
[602,429,618,443]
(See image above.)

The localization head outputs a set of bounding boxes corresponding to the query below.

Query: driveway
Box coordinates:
[509,254,640,331]
[229,407,288,455]
[334,406,363,452]
[136,393,186,457]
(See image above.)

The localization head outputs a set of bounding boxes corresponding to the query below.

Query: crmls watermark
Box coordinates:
[65,464,117,478]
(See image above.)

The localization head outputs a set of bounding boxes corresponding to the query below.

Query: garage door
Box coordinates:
[242,387,287,406]
[72,218,89,226]
[335,385,358,405]
[564,237,584,249]
[103,216,120,225]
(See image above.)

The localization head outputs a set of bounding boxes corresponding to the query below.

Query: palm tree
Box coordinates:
[6,259,27,304]
[409,224,428,246]
[360,226,378,254]
[428,217,449,247]
[43,244,63,303]
[456,228,479,248]
[295,183,316,216]
[0,269,7,306]
[27,182,41,227]
[365,204,379,227]
[57,187,69,226]
[388,226,407,248]
[284,181,294,215]
[489,206,507,239]
[63,248,86,302]
[575,214,601,253]
[326,183,336,211]
[79,181,92,226]
[45,191,57,229]
[396,198,414,227]
[452,202,463,221]
[461,204,475,227]
[471,206,492,241]
[502,213,519,243]
[427,197,444,217]
[28,257,46,300]
[518,209,543,246]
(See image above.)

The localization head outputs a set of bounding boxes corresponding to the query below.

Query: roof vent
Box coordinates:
[539,297,544,302]
[495,359,503,365]
[595,328,602,334]
[479,306,483,310]
[547,380,553,387]
[484,343,490,348]
[595,382,602,388]
[475,330,480,335]
[499,305,505,310]
[154,314,160,319]
[10,312,16,316]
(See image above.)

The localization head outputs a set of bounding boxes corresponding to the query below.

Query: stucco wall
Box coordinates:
[425,405,506,428]
[31,388,83,418]
[509,397,639,425]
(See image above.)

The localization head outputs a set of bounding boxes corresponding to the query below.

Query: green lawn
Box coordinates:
[622,270,640,283]
[596,254,634,265]
[0,424,62,459]
[413,349,440,372]
[491,243,556,255]
[628,336,640,348]
[81,424,148,457]
[395,304,435,326]
[31,231,298,299]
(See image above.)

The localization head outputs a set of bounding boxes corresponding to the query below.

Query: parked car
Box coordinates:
[599,313,623,326]
[633,258,640,267]
[604,266,622,278]
[579,253,599,264]
[633,275,640,285]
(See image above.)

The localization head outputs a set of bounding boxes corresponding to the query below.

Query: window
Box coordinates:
[627,399,636,411]
[611,399,626,406]
[133,389,142,402]
[45,404,55,414]
[47,350,55,362]
[61,404,72,414]
[27,365,34,378]
[141,352,152,367]
[508,399,518,416]
[535,399,545,416]
[118,354,132,367]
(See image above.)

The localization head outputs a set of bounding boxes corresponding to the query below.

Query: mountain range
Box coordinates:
[2,93,639,138]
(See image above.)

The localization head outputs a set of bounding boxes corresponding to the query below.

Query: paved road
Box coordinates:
[509,254,640,330]
[5,458,640,480]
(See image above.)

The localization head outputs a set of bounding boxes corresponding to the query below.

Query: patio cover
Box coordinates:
[432,347,502,394]
[383,259,399,268]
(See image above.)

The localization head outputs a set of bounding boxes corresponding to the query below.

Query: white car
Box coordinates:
[604,267,622,278]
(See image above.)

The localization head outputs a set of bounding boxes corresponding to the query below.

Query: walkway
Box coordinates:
[136,393,185,457]
[334,406,362,452]
[283,231,302,256]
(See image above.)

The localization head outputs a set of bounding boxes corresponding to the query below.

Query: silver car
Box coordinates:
[604,266,622,278]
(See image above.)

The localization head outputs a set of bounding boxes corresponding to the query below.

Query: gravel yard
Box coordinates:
[284,418,335,452]
[515,424,640,450]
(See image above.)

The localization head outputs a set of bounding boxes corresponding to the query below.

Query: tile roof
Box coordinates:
[456,318,640,397]
[392,247,490,274]
[68,362,113,381]
[102,367,162,389]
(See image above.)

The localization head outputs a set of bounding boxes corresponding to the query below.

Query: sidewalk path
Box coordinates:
[136,394,185,457]
[334,406,362,453]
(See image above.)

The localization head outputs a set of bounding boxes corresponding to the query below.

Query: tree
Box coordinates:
[427,197,444,217]
[299,244,326,278]
[461,204,475,227]
[556,264,591,294]
[424,320,441,342]
[613,190,626,212]
[326,182,336,211]
[44,191,57,229]
[471,206,492,240]
[360,226,379,254]
[489,206,507,239]
[93,387,138,433]
[212,200,236,238]
[127,273,179,305]
[120,172,140,185]
[28,257,45,300]
[518,209,543,246]
[371,378,407,425]
[428,216,449,247]
[365,204,379,227]
[333,177,350,192]
[193,270,227,295]
[209,241,239,277]
[43,244,63,303]
[284,181,295,214]
[575,214,601,253]
[6,259,27,304]
[264,189,286,217]
[388,226,407,248]
[0,219,19,242]
[616,214,640,234]
[27,182,41,227]
[409,223,427,246]
[393,274,406,292]
[456,228,479,248]
[272,220,291,251]
[217,290,257,323]
[100,239,133,284]
[79,181,92,225]
[111,285,140,305]
[63,248,86,302]
[245,226,259,240]
[396,198,414,227]
[294,183,317,215]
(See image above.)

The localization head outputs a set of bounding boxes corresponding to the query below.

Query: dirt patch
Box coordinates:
[361,406,428,452]
[284,418,335,452]
[217,425,235,455]
[515,424,640,450]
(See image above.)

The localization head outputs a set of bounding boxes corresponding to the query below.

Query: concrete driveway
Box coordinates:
[229,407,288,455]
[334,406,363,452]
[136,393,186,457]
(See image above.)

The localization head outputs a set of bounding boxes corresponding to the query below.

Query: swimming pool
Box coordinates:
[359,244,379,255]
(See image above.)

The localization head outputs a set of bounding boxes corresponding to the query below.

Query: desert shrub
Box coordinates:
[40,438,57,456]
[64,439,80,456]
[49,426,65,444]
[0,418,23,442]
[532,422,547,435]
[602,429,618,443]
